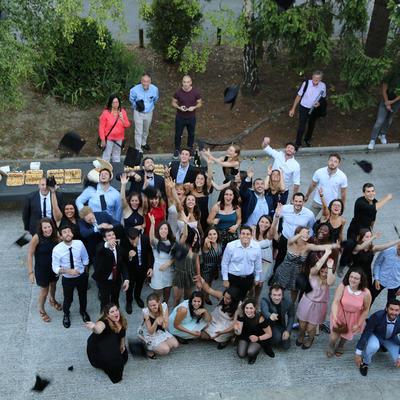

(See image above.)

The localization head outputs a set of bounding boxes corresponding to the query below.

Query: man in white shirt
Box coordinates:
[221,226,262,300]
[262,136,300,204]
[274,193,316,269]
[304,153,348,216]
[289,70,327,148]
[52,226,90,328]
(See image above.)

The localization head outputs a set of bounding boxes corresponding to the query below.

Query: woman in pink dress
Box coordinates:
[327,269,371,357]
[296,248,336,349]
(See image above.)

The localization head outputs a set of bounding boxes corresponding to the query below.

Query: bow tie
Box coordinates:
[146,176,153,179]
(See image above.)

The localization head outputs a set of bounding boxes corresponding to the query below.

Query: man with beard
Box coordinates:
[304,153,348,217]
[355,299,400,376]
[261,284,294,350]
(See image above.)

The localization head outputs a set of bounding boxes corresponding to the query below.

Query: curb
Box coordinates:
[0,143,399,165]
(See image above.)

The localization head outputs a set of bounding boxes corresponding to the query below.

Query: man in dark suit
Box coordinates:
[261,284,295,350]
[239,167,274,226]
[355,299,400,376]
[78,206,122,263]
[169,147,197,184]
[93,229,129,311]
[23,177,63,235]
[123,228,154,313]
[119,157,166,198]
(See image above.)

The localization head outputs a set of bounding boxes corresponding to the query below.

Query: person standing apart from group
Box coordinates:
[98,94,131,163]
[289,70,327,148]
[129,73,159,152]
[172,75,202,158]
[368,68,400,150]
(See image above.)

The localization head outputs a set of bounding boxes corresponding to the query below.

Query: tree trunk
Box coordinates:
[242,42,259,93]
[242,0,259,94]
[365,0,390,58]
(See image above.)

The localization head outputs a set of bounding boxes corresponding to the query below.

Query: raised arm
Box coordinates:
[310,248,332,276]
[267,204,281,240]
[376,193,393,210]
[120,173,130,212]
[372,238,400,253]
[149,214,156,245]
[50,187,63,225]
[353,233,379,254]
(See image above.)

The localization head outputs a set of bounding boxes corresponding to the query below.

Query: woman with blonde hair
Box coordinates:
[137,293,179,358]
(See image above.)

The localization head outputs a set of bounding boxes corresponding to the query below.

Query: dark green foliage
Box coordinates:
[38,19,142,106]
[140,0,203,63]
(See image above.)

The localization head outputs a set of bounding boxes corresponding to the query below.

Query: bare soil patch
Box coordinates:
[0,46,398,159]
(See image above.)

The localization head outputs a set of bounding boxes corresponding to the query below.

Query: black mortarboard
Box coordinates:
[224,85,239,109]
[14,233,30,247]
[31,375,50,392]
[142,185,158,199]
[128,339,147,357]
[58,131,86,155]
[354,160,373,173]
[68,366,74,372]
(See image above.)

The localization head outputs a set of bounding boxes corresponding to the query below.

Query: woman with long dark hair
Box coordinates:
[207,187,242,249]
[168,291,211,343]
[27,218,61,322]
[98,94,131,162]
[86,303,128,383]
[234,298,274,364]
[195,276,241,349]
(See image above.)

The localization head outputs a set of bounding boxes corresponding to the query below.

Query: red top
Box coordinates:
[144,204,166,236]
[98,109,131,141]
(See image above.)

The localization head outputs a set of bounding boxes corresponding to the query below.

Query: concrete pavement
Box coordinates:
[1,147,400,400]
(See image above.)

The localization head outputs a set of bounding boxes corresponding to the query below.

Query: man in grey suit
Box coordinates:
[261,284,295,350]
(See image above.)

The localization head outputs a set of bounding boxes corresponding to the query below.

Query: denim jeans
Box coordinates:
[370,100,400,140]
[362,334,400,365]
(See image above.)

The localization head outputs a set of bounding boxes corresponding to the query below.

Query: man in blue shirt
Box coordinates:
[129,73,159,152]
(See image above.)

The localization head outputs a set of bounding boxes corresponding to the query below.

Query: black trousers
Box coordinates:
[126,267,147,304]
[270,324,291,350]
[97,279,121,311]
[62,273,88,315]
[228,273,254,300]
[295,105,317,147]
[370,283,400,306]
[175,115,196,150]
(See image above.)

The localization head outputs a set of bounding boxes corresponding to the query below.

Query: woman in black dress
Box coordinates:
[86,303,128,384]
[189,170,212,233]
[27,218,61,322]
[234,298,274,364]
[120,173,145,233]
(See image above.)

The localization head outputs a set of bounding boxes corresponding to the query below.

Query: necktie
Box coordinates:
[69,247,75,269]
[99,194,107,211]
[43,198,47,218]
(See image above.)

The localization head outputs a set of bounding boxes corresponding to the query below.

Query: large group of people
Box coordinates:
[23,125,400,383]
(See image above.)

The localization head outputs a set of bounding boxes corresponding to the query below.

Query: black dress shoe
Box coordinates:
[304,139,311,147]
[135,298,145,308]
[359,362,368,376]
[142,144,151,151]
[63,314,71,328]
[248,356,257,364]
[217,341,229,350]
[126,303,133,315]
[80,311,91,323]
[264,346,275,358]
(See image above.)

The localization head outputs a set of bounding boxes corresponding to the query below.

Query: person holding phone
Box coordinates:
[98,94,131,162]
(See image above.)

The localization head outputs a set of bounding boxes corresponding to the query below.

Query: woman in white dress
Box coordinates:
[252,203,281,302]
[195,276,241,349]
[137,293,179,358]
[149,214,175,304]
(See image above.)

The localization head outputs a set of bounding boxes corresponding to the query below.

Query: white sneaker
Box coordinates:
[379,135,387,144]
[367,140,375,150]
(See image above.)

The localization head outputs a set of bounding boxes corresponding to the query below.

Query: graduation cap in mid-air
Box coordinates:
[31,375,51,392]
[57,131,86,157]
[14,233,30,247]
[354,160,373,173]
[224,85,239,110]
[67,366,74,372]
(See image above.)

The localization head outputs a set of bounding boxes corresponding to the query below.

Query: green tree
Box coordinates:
[0,0,126,111]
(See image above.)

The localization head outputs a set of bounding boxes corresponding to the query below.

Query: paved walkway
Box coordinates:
[1,147,400,399]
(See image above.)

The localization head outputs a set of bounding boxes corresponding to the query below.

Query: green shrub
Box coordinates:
[38,18,142,106]
[140,0,203,63]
